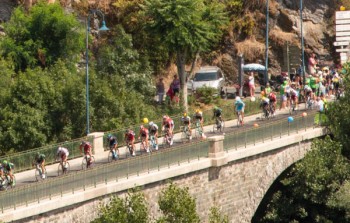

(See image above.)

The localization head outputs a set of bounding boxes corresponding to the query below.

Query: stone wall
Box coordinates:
[17,137,313,223]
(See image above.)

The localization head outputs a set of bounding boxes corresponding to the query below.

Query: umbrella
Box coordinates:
[243,63,266,72]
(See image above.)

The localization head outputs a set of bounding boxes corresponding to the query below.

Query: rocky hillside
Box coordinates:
[0,0,339,82]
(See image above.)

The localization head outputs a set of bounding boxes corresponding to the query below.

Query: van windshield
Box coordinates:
[194,72,218,81]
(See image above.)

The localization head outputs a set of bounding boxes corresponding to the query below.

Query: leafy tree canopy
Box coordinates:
[0,1,84,72]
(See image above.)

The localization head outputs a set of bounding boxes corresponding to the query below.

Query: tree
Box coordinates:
[255,137,350,222]
[0,2,84,72]
[93,188,150,223]
[157,183,200,223]
[142,0,228,111]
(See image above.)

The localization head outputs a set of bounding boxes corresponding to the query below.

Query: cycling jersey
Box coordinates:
[125,131,135,141]
[3,163,14,172]
[213,108,222,117]
[235,100,245,112]
[268,94,276,102]
[82,142,92,154]
[148,124,158,135]
[36,154,46,163]
[57,147,69,159]
[140,128,149,137]
[163,118,174,129]
[108,136,118,147]
[194,112,203,120]
[182,116,191,125]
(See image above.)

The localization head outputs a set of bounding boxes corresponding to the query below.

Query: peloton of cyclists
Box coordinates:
[148,121,159,150]
[138,125,150,153]
[57,147,69,171]
[34,152,46,179]
[107,134,119,160]
[181,112,192,140]
[125,129,136,156]
[80,141,93,167]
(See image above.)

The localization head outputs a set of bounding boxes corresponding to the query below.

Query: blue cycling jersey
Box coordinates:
[235,100,245,111]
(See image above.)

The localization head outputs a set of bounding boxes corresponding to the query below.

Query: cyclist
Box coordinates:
[181,112,192,140]
[316,96,324,113]
[107,134,119,160]
[80,141,93,167]
[0,162,4,185]
[138,125,150,153]
[234,96,245,125]
[57,147,69,168]
[289,83,299,110]
[268,92,277,116]
[2,160,15,186]
[260,96,270,115]
[213,106,223,122]
[148,121,159,150]
[34,152,46,179]
[125,129,136,156]
[194,109,204,129]
[162,115,174,145]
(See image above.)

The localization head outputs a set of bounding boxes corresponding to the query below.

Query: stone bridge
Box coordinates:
[2,127,326,223]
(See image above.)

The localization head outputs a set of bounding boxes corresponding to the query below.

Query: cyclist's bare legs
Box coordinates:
[111,144,119,157]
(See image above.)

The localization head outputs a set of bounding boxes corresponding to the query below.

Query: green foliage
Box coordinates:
[0,2,84,72]
[195,86,219,104]
[157,183,200,223]
[257,137,350,222]
[209,207,229,223]
[93,188,149,223]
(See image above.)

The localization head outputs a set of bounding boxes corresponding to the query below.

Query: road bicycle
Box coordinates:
[149,134,158,151]
[194,120,203,139]
[0,173,16,191]
[236,111,243,127]
[126,141,136,157]
[57,161,70,176]
[213,117,224,132]
[180,125,192,142]
[140,136,150,154]
[108,147,119,162]
[305,94,314,110]
[269,103,276,118]
[34,163,47,181]
[82,155,95,170]
[162,128,173,148]
[289,99,297,115]
[262,104,270,120]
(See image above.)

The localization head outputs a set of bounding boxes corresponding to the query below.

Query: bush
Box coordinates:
[195,86,219,104]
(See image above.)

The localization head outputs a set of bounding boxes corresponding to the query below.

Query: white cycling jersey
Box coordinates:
[57,147,69,156]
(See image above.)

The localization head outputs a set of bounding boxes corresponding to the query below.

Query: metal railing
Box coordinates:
[0,111,325,212]
[0,137,94,173]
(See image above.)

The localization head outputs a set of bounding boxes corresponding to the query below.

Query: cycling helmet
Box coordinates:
[322,66,329,71]
[107,134,112,139]
[195,109,199,113]
[149,121,154,126]
[183,113,187,117]
[2,160,7,166]
[214,106,218,110]
[140,125,144,129]
[266,82,270,86]
[163,115,167,120]
[143,118,149,124]
[235,96,241,101]
[125,129,129,134]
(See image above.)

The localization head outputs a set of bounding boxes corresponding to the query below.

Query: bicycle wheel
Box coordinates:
[108,150,118,162]
[58,162,70,176]
[35,167,47,181]
[219,120,225,132]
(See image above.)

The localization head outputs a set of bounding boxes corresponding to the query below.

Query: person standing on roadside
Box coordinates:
[171,75,180,104]
[156,77,165,104]
[308,53,318,75]
[248,72,255,98]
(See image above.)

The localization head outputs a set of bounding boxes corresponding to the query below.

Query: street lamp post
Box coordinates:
[265,0,269,85]
[300,0,305,85]
[86,9,109,135]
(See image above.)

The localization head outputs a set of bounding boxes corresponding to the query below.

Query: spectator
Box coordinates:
[171,75,180,105]
[156,77,165,104]
[308,53,318,75]
[248,72,255,97]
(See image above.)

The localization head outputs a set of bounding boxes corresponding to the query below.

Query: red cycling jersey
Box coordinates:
[163,118,173,128]
[269,93,277,102]
[140,128,149,137]
[126,132,135,141]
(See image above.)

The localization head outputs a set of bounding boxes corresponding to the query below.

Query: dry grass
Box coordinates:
[235,38,265,62]
[269,28,299,47]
